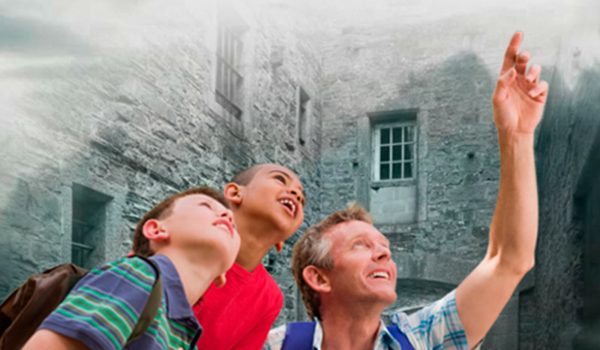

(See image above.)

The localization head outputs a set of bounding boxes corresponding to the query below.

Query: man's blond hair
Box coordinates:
[291,203,372,319]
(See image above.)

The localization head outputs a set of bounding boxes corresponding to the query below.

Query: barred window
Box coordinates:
[71,218,95,267]
[297,87,310,146]
[373,123,416,180]
[71,184,112,268]
[215,19,245,119]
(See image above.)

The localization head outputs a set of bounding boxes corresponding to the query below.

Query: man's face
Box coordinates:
[324,220,397,306]
[239,164,305,239]
[162,194,241,272]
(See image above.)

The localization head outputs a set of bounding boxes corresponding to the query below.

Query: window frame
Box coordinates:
[70,183,112,269]
[372,121,417,182]
[297,86,310,147]
[215,21,245,120]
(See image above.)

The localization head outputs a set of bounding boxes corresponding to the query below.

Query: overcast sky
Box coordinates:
[1,0,597,61]
[0,0,597,107]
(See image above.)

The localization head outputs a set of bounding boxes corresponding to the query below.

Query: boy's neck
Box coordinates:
[234,212,281,272]
[155,250,219,306]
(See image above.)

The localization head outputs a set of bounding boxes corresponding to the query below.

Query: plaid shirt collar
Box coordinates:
[312,319,402,350]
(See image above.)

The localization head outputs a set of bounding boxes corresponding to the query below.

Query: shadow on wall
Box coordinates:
[380,51,498,260]
[531,64,600,349]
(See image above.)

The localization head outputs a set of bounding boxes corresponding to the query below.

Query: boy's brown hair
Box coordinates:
[132,186,228,257]
[291,203,372,319]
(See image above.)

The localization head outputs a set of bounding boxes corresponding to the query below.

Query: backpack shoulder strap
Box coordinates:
[125,256,163,345]
[386,323,415,350]
[281,321,316,350]
[280,321,414,350]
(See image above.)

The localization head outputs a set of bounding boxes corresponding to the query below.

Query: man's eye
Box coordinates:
[199,202,212,209]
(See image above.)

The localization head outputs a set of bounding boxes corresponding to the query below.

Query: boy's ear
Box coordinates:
[275,241,284,252]
[142,219,170,242]
[224,183,243,206]
[213,273,227,288]
[302,265,331,293]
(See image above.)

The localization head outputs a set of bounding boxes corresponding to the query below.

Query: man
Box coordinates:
[194,164,306,349]
[270,31,548,349]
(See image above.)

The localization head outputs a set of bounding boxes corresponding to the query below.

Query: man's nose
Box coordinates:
[374,245,391,261]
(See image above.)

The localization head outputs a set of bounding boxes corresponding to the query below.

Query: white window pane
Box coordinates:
[392,145,402,161]
[380,163,390,180]
[392,163,402,179]
[405,162,413,178]
[392,127,402,143]
[381,128,390,144]
[405,126,414,142]
[380,146,390,162]
[404,144,413,160]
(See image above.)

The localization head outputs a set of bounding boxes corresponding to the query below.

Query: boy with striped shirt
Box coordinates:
[23,187,241,350]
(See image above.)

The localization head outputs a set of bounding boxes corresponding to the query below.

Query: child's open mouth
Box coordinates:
[279,198,297,217]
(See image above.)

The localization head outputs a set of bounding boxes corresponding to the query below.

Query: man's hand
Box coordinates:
[456,32,544,349]
[492,32,548,134]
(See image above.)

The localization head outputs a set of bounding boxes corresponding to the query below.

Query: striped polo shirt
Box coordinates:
[39,255,201,350]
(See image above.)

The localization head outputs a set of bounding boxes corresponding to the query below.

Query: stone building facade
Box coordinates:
[526,14,600,348]
[1,0,598,349]
[0,0,323,323]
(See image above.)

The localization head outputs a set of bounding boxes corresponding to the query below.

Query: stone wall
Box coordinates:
[0,1,323,326]
[531,8,600,346]
[304,2,569,348]
[278,0,593,348]
[1,0,598,346]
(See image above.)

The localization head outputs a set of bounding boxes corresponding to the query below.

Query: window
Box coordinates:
[366,110,419,224]
[215,11,246,120]
[297,87,310,146]
[373,123,416,181]
[71,184,112,268]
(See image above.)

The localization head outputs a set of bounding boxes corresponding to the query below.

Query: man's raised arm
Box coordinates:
[455,31,549,348]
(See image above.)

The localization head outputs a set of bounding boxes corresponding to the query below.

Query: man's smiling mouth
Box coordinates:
[368,271,390,280]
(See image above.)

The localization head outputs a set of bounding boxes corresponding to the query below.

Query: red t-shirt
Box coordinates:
[193,262,283,350]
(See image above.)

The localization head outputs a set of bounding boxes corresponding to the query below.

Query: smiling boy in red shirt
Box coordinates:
[193,163,305,350]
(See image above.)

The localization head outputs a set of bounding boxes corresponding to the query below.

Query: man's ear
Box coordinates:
[302,265,331,293]
[143,219,170,242]
[224,183,243,206]
[213,273,227,288]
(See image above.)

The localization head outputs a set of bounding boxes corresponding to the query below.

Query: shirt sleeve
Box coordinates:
[391,289,471,350]
[264,324,286,350]
[38,257,158,350]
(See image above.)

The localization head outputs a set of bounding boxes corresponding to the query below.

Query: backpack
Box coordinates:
[0,256,163,350]
[281,321,415,350]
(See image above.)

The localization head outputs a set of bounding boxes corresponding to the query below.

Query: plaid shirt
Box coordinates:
[267,290,477,350]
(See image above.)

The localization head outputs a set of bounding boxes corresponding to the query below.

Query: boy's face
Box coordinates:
[239,164,305,239]
[161,194,241,272]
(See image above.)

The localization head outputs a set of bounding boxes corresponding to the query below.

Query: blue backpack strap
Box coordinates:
[281,322,316,350]
[386,324,415,350]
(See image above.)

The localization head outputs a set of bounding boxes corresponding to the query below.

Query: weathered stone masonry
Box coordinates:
[1,1,599,348]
